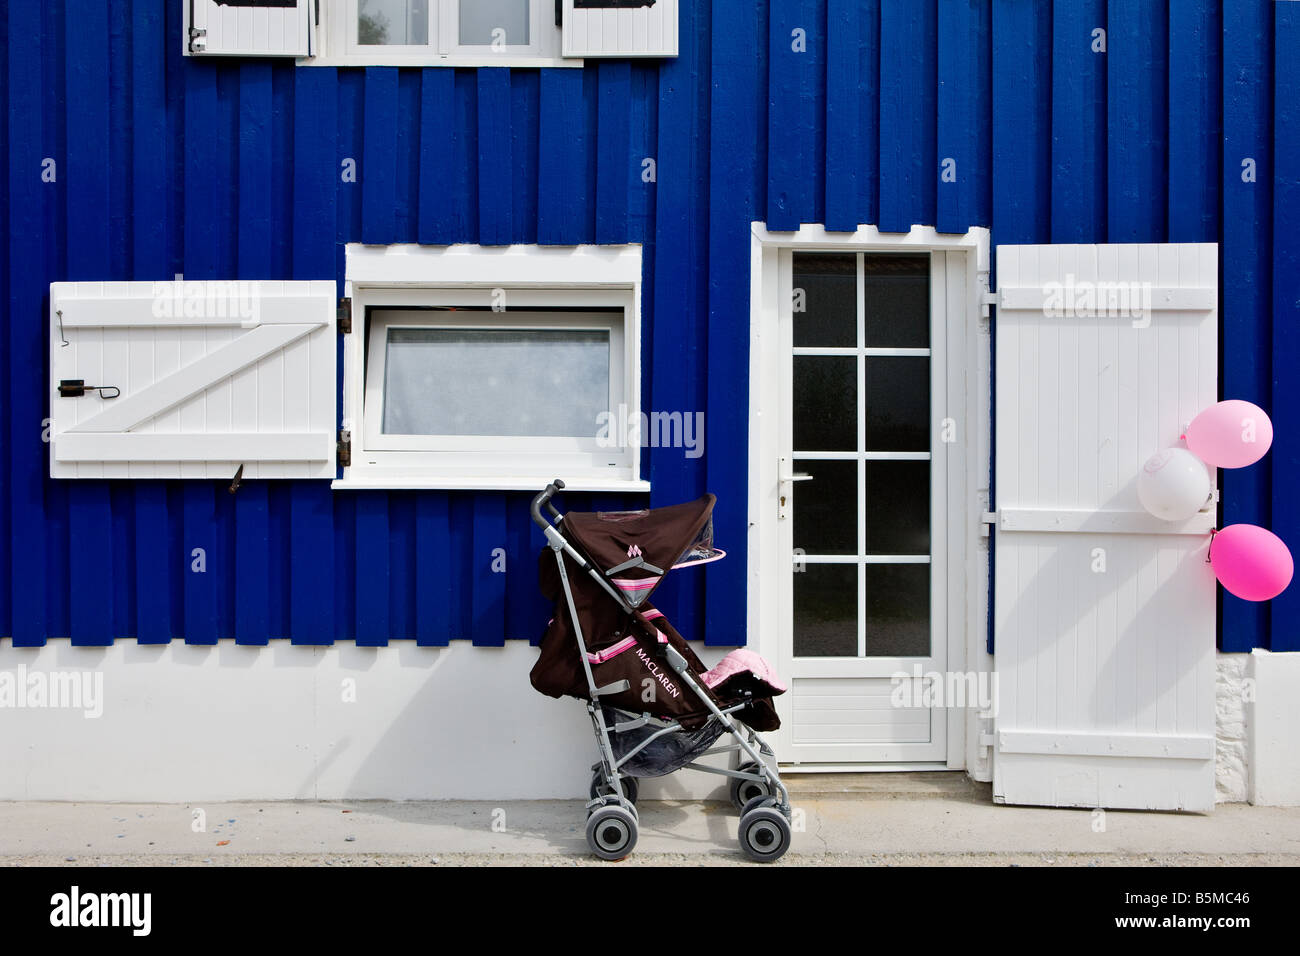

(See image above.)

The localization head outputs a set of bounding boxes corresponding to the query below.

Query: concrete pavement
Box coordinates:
[2,773,1298,865]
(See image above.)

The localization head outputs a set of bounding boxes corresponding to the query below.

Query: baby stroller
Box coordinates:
[529,480,793,862]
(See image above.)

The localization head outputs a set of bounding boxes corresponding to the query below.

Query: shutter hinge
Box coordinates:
[337,429,351,468]
[978,269,998,319]
[980,510,997,537]
[978,710,997,757]
[187,26,207,54]
[337,297,352,334]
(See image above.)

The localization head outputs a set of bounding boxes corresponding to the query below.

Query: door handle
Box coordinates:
[777,456,814,484]
[777,458,813,520]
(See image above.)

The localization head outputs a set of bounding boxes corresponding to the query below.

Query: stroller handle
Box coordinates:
[531,479,566,528]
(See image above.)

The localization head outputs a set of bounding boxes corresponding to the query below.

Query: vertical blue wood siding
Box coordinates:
[1,1,1296,651]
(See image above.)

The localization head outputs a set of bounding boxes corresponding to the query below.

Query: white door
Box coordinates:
[772,249,959,765]
[991,243,1218,811]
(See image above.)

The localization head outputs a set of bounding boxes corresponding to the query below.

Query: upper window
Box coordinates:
[325,0,566,66]
[184,0,680,64]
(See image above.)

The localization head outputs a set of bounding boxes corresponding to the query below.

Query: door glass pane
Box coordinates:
[358,0,429,45]
[793,563,858,657]
[864,356,929,450]
[792,253,857,348]
[383,328,608,437]
[792,459,857,555]
[863,254,929,348]
[459,0,530,45]
[793,356,856,451]
[864,461,930,555]
[864,564,930,656]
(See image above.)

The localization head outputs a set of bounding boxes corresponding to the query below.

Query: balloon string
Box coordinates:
[1206,527,1218,564]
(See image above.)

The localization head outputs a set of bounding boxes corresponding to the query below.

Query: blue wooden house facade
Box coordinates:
[2,0,1298,806]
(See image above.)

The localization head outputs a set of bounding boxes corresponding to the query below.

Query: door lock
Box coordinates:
[777,457,814,520]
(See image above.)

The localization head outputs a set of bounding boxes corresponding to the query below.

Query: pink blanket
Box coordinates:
[701,649,787,694]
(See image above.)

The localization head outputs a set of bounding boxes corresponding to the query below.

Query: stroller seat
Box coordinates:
[528,480,793,863]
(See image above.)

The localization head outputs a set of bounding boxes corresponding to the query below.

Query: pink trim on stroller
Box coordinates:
[612,576,660,591]
[671,548,727,570]
[585,636,639,664]
[640,609,670,642]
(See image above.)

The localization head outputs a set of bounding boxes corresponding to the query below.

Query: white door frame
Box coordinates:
[747,223,994,775]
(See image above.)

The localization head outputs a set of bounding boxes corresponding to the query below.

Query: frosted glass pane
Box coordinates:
[793,564,857,657]
[358,0,429,45]
[382,328,609,437]
[459,0,529,45]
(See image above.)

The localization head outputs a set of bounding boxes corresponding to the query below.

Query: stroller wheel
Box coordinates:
[738,806,791,863]
[741,794,779,817]
[585,805,638,861]
[729,762,773,811]
[589,770,639,805]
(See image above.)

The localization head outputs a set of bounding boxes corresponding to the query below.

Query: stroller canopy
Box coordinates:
[532,490,781,734]
[561,495,718,608]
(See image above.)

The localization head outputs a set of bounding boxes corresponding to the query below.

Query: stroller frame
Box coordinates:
[532,480,792,860]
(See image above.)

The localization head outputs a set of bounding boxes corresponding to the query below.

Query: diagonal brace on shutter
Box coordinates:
[65,323,318,434]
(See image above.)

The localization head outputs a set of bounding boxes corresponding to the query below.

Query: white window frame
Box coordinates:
[308,0,579,68]
[338,243,648,492]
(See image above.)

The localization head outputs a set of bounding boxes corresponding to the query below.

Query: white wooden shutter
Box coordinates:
[50,280,336,480]
[561,0,678,58]
[185,0,313,57]
[991,243,1219,811]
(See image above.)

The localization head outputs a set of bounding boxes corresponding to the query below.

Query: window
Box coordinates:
[319,0,567,66]
[185,0,680,63]
[364,310,623,447]
[339,244,647,491]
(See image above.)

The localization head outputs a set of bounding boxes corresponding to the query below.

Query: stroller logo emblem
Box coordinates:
[627,545,642,558]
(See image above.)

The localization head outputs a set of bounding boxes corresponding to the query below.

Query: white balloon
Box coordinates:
[1137,447,1212,521]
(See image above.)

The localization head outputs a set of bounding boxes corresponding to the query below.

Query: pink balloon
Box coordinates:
[1185,400,1273,468]
[1211,524,1294,602]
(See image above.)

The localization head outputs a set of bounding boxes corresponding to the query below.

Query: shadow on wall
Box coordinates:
[0,638,732,802]
[335,641,733,802]
[996,485,1216,730]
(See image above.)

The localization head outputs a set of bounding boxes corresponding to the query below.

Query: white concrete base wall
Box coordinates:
[0,641,731,802]
[3,643,1294,805]
[1248,649,1300,806]
[1215,650,1300,807]
[1215,654,1250,803]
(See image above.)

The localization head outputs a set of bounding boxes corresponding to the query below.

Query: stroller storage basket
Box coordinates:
[602,707,727,778]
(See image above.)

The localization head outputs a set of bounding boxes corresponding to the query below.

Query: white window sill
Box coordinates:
[331,474,650,493]
[298,54,583,68]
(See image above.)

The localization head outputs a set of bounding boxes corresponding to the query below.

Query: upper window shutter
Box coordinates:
[186,0,313,57]
[990,243,1219,811]
[50,280,337,479]
[561,0,677,58]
